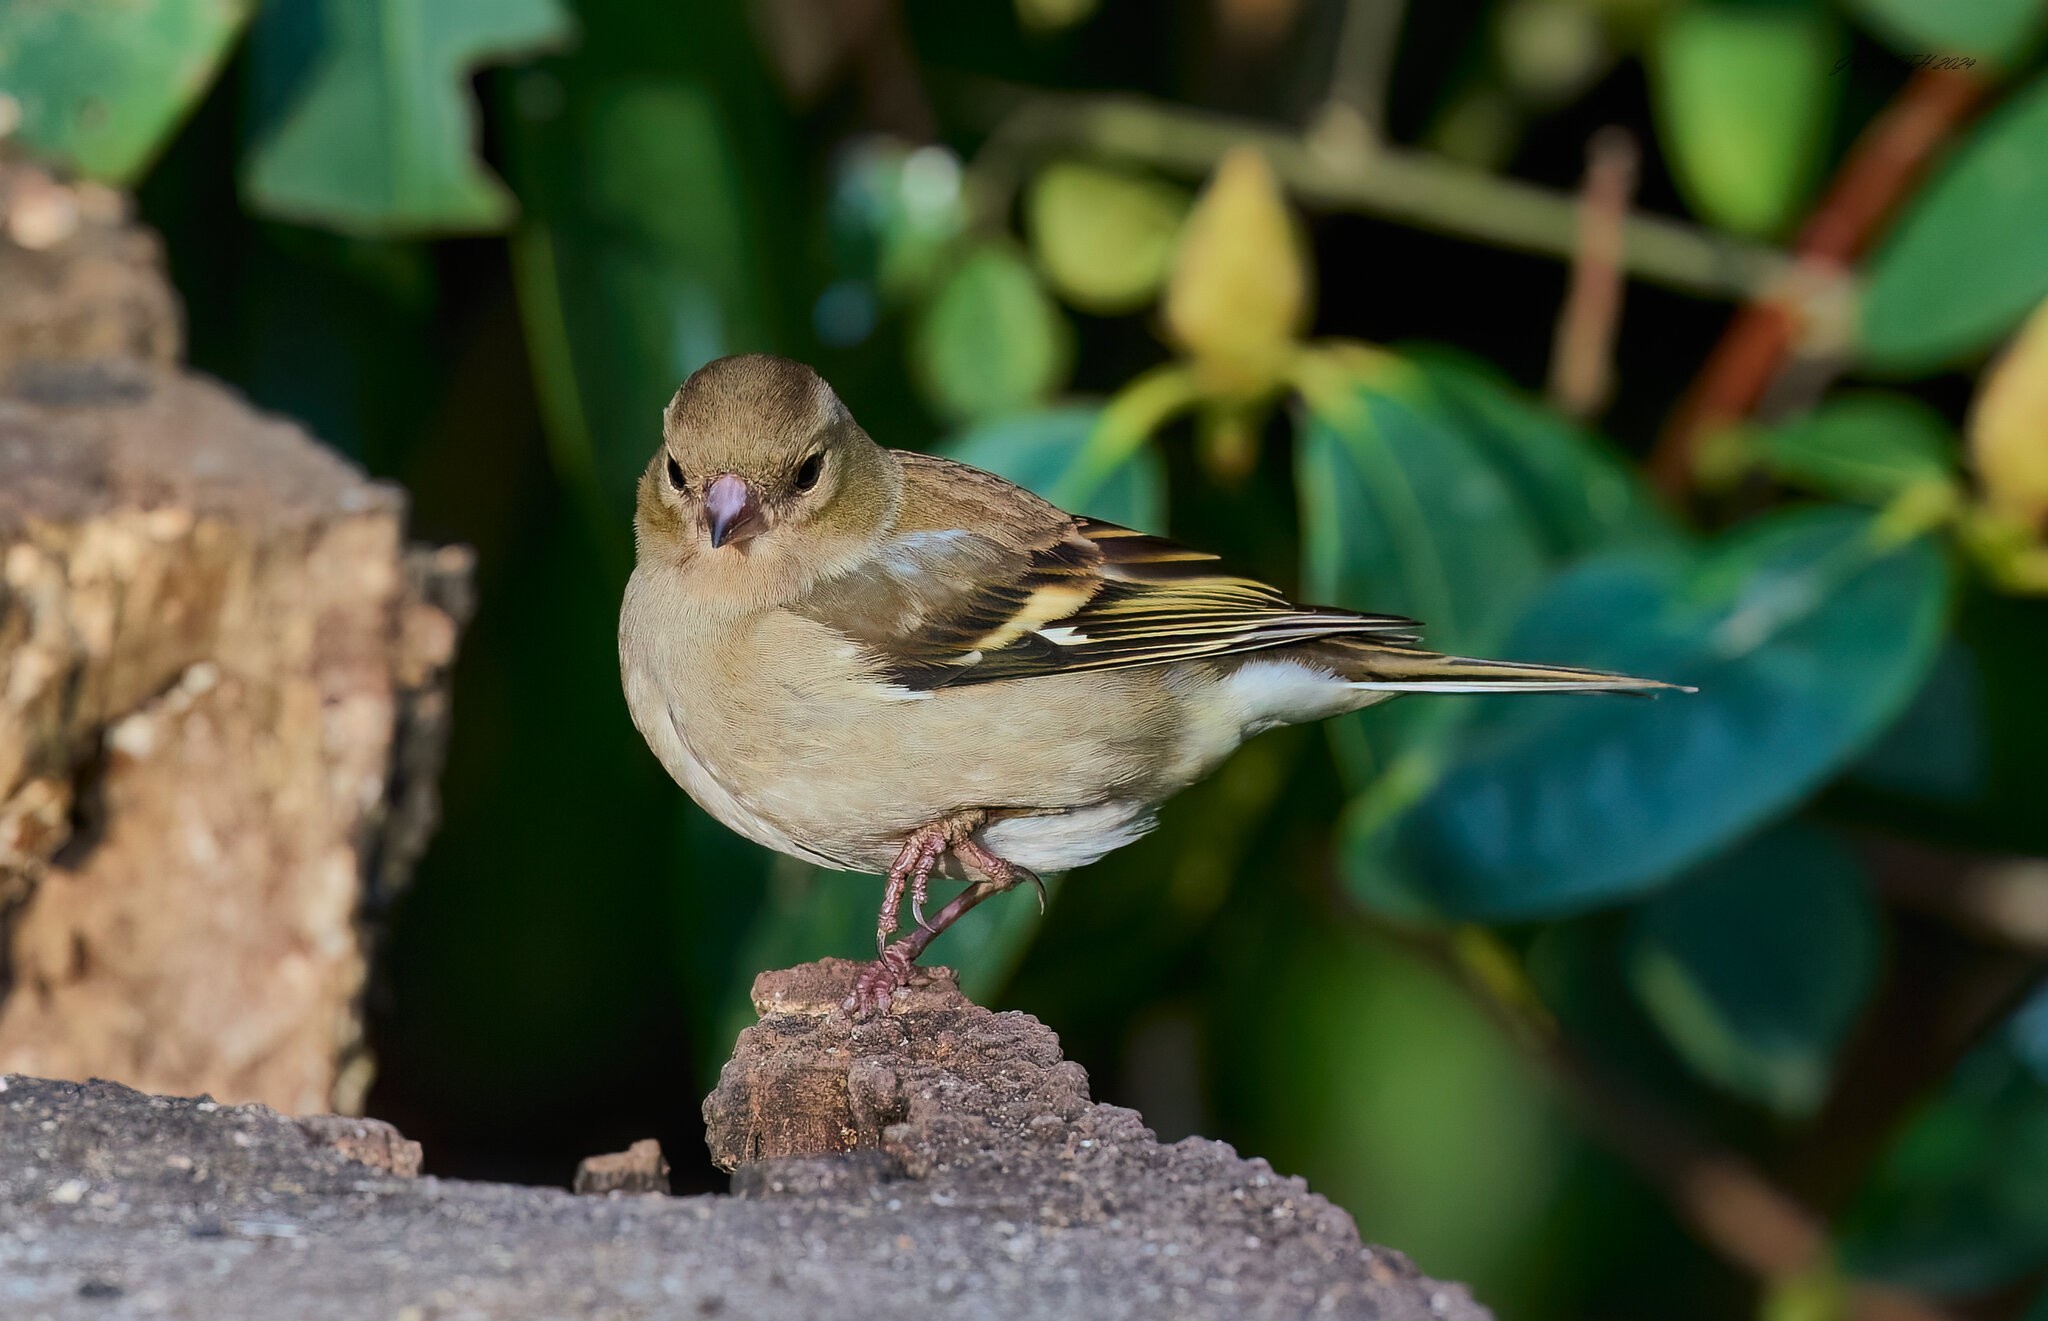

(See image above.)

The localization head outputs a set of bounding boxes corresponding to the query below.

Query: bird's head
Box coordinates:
[636,354,903,607]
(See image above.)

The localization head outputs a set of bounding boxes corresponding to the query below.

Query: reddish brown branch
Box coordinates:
[1650,67,1990,495]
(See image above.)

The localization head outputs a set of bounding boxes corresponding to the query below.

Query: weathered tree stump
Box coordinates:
[0,159,470,1115]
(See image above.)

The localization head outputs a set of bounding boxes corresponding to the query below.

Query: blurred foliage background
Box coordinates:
[8,0,2048,1317]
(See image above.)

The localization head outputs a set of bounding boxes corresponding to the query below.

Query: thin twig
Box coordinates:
[1649,67,1989,494]
[1548,126,1638,419]
[970,89,1790,301]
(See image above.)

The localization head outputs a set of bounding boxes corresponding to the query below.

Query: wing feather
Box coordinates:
[797,494,1418,690]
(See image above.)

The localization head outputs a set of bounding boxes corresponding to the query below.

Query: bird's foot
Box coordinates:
[876,824,951,953]
[843,944,919,1019]
[850,811,1019,1020]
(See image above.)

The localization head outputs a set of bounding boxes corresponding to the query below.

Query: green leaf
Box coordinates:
[1847,0,2046,68]
[1297,361,1672,792]
[912,243,1072,423]
[1298,373,1552,654]
[1405,349,1678,558]
[1861,75,2048,370]
[940,407,1168,532]
[1740,392,1960,503]
[1625,826,1881,1115]
[1356,506,1949,919]
[0,0,252,182]
[1651,2,1840,236]
[1839,1041,2048,1294]
[1212,920,1574,1291]
[2009,984,2048,1087]
[1026,161,1190,315]
[507,78,776,521]
[243,0,572,234]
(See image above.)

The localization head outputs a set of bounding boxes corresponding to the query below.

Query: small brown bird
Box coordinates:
[620,355,1681,1014]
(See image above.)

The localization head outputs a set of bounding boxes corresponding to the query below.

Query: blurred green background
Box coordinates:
[9,0,2048,1317]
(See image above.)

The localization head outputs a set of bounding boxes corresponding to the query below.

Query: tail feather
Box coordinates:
[1328,642,1693,695]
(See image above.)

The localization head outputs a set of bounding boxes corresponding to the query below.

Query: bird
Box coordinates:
[619,354,1685,1015]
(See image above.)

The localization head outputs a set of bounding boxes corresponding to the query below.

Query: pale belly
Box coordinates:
[619,573,1369,879]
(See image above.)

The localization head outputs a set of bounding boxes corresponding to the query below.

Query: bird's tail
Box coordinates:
[1322,639,1692,695]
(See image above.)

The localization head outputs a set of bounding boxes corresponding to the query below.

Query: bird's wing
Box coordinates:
[797,454,1417,690]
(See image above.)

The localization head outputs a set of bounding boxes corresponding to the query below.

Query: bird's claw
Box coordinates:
[843,947,916,1019]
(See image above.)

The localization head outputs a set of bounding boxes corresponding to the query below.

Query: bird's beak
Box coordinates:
[703,473,766,550]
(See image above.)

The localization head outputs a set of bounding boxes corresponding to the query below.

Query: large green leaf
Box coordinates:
[1212,919,1575,1294]
[1625,826,1881,1115]
[940,407,1167,533]
[1298,377,1551,655]
[1732,392,1959,504]
[912,242,1072,424]
[1352,506,1949,919]
[1297,362,1672,792]
[1651,2,1840,237]
[507,78,777,521]
[1861,75,2048,370]
[243,0,572,234]
[1839,1041,2048,1294]
[1847,0,2047,68]
[1405,350,1678,558]
[0,0,251,182]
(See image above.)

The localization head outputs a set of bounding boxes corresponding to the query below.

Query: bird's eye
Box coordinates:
[793,452,824,493]
[665,456,686,492]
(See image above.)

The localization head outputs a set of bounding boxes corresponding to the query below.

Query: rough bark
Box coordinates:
[0,959,1492,1320]
[0,158,470,1116]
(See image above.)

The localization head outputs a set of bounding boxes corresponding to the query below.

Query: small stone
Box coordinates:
[573,1138,670,1196]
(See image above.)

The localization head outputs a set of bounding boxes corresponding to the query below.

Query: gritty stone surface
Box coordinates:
[0,966,1493,1320]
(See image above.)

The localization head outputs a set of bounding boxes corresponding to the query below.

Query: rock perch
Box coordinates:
[0,960,1490,1320]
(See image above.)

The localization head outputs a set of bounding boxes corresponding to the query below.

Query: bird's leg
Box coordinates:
[875,823,950,953]
[848,811,1041,1018]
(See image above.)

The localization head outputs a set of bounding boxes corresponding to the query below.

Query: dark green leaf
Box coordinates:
[1738,393,1959,504]
[1298,363,1673,790]
[1861,74,2048,370]
[1651,3,1840,236]
[1211,919,1574,1290]
[1839,1042,2048,1293]
[2010,985,2048,1087]
[941,407,1167,532]
[1297,376,1551,654]
[1406,350,1678,558]
[1847,0,2046,68]
[912,243,1072,423]
[1355,506,1949,919]
[1848,641,1986,804]
[0,0,251,182]
[243,0,572,234]
[507,78,778,521]
[1625,826,1881,1115]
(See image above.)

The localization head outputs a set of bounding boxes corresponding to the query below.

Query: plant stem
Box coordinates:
[971,89,1790,301]
[1548,126,1638,419]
